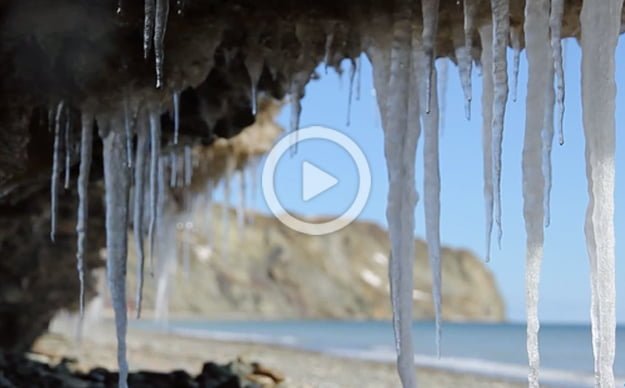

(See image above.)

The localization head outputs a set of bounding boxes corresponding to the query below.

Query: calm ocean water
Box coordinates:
[134,320,625,385]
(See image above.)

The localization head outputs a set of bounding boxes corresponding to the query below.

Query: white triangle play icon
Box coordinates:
[302,161,339,201]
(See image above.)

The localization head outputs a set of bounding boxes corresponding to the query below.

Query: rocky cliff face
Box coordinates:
[122,207,505,322]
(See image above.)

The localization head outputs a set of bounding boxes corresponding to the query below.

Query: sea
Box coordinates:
[132,320,625,387]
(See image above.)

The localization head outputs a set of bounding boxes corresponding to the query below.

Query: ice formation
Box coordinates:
[57,3,624,388]
[522,0,551,385]
[369,3,419,386]
[148,109,161,270]
[490,0,510,248]
[510,26,522,103]
[479,25,494,262]
[50,101,65,242]
[154,0,169,89]
[100,120,130,388]
[581,0,620,386]
[437,58,447,135]
[173,91,180,144]
[133,114,149,318]
[550,0,565,146]
[64,115,71,189]
[75,111,94,318]
[421,0,439,113]
[421,56,442,358]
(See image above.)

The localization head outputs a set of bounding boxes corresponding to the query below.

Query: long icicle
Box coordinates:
[123,96,134,168]
[455,45,473,120]
[144,0,155,59]
[134,113,148,318]
[421,52,442,359]
[461,0,476,119]
[543,65,555,228]
[148,109,161,273]
[75,111,94,319]
[479,25,494,262]
[184,145,192,186]
[347,58,357,126]
[549,0,565,146]
[50,101,65,242]
[154,0,170,88]
[438,58,448,135]
[100,119,130,388]
[510,26,522,103]
[173,91,180,144]
[580,0,621,385]
[421,0,439,114]
[523,1,550,385]
[373,2,418,386]
[490,0,510,249]
[64,110,71,189]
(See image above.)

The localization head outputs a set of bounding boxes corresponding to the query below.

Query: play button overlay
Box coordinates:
[262,125,372,236]
[302,161,338,201]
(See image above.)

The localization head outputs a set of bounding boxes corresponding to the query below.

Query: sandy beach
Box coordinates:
[31,319,528,388]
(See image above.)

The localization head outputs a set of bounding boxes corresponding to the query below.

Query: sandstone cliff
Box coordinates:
[121,207,505,322]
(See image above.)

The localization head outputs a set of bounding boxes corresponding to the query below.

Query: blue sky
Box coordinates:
[219,37,625,324]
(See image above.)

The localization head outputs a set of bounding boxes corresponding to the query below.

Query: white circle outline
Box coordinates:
[261,125,372,236]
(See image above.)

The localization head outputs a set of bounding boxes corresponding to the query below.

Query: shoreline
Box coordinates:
[161,325,605,388]
[32,318,528,387]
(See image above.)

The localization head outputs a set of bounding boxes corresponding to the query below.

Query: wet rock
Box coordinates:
[0,352,284,388]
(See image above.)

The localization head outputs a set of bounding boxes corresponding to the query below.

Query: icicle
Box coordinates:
[144,0,155,59]
[479,25,494,262]
[123,97,133,168]
[173,91,180,144]
[101,121,130,388]
[461,0,476,120]
[421,0,439,114]
[420,55,442,359]
[491,0,510,248]
[323,30,335,73]
[581,0,621,385]
[184,145,192,186]
[549,0,565,146]
[148,110,161,272]
[543,65,555,228]
[50,101,65,242]
[346,59,357,126]
[438,59,448,135]
[134,114,148,318]
[289,72,308,154]
[523,1,550,385]
[170,151,178,188]
[371,3,418,386]
[154,0,170,88]
[76,111,94,319]
[245,48,263,116]
[455,45,473,120]
[64,110,71,189]
[463,0,476,52]
[510,26,521,103]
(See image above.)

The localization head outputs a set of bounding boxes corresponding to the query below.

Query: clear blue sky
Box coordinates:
[219,37,625,324]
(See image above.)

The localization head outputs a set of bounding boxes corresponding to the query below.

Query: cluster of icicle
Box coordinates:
[49,94,198,387]
[368,0,621,387]
[47,0,623,387]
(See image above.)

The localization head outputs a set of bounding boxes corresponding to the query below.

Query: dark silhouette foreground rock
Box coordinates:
[0,352,285,388]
